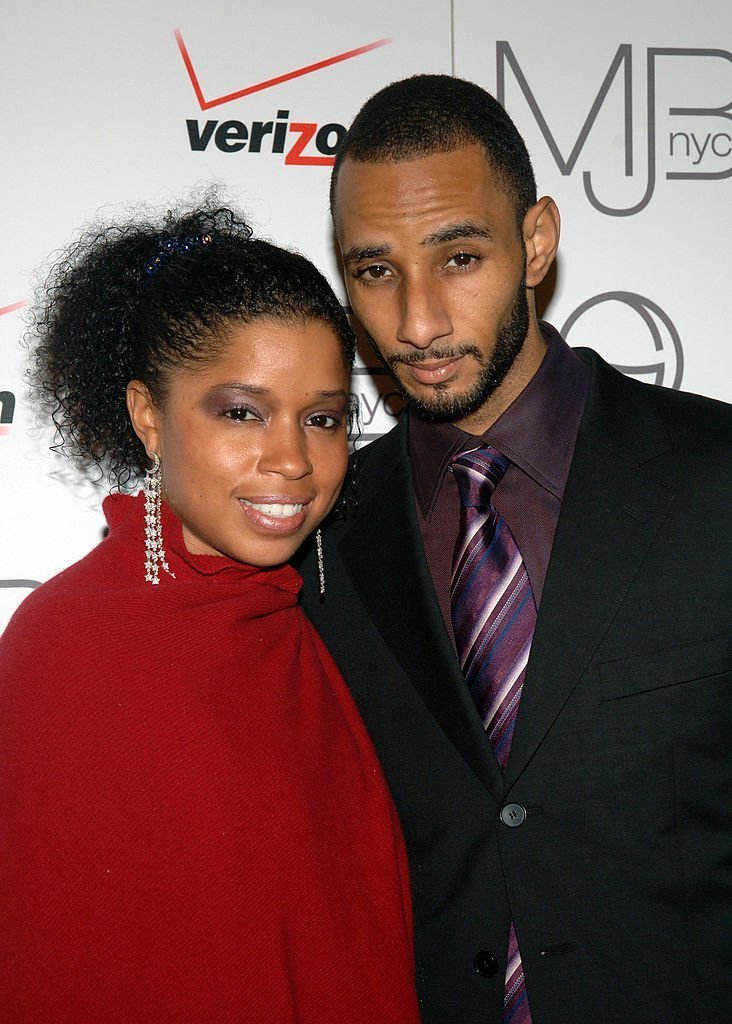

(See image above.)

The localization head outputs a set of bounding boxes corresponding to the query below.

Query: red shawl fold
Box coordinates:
[0,494,420,1023]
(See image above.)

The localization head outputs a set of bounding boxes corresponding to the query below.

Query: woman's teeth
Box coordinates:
[241,500,304,518]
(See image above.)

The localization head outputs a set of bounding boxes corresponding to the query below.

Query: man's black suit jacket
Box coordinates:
[296,349,731,1024]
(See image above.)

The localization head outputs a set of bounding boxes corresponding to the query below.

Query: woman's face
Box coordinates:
[129,317,350,567]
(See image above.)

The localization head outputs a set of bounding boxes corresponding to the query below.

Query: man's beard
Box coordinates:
[372,276,529,424]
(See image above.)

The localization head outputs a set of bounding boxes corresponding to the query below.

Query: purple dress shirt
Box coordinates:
[409,323,590,642]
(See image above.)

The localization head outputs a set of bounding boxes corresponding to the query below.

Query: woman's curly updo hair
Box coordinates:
[27,204,356,488]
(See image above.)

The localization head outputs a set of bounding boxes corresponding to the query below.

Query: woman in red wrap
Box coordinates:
[0,205,420,1024]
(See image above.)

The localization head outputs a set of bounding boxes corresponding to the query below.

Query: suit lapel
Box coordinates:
[337,354,679,796]
[339,420,504,800]
[505,352,678,788]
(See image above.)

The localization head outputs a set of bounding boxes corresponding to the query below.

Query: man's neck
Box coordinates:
[451,321,549,435]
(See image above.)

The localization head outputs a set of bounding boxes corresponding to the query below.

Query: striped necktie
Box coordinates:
[450,445,535,1024]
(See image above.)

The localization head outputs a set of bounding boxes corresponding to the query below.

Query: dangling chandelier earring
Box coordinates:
[316,528,326,598]
[144,453,175,585]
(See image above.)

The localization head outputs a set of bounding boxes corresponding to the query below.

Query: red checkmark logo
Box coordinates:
[175,29,391,111]
[0,301,26,317]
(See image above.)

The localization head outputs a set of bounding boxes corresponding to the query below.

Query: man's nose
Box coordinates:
[396,277,452,350]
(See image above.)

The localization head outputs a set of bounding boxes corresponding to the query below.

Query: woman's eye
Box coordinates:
[224,406,260,422]
[307,413,342,430]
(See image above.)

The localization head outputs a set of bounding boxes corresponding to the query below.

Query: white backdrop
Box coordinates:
[1,0,730,630]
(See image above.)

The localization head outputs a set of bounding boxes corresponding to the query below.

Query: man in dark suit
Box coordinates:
[296,75,731,1024]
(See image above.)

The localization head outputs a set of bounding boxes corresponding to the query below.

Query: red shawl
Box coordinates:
[0,494,420,1023]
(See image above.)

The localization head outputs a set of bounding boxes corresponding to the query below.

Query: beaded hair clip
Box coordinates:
[144,232,213,275]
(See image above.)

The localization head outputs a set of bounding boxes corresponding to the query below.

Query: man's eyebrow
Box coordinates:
[422,221,493,246]
[341,243,391,267]
[341,222,492,266]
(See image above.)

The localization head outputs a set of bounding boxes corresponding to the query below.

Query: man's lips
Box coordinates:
[404,355,464,386]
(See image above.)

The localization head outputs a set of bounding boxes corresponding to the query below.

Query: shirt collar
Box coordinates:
[409,323,590,518]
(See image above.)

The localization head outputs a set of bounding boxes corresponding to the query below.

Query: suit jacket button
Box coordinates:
[473,950,499,977]
[500,802,527,827]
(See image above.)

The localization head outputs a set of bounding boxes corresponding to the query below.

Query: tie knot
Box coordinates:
[451,446,510,508]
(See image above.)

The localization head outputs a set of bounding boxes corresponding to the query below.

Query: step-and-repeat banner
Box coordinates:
[2,0,730,630]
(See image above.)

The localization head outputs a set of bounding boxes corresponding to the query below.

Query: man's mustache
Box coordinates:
[387,344,483,368]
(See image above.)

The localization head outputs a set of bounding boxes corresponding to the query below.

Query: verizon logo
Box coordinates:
[176,29,390,167]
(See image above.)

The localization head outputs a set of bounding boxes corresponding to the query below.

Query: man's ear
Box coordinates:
[126,380,161,460]
[523,196,560,289]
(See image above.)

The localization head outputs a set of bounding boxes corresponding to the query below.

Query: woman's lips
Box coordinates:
[239,498,309,533]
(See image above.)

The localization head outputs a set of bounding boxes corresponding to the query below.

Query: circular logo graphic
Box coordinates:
[561,291,684,389]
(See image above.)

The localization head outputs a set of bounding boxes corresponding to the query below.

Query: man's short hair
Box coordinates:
[330,74,538,228]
